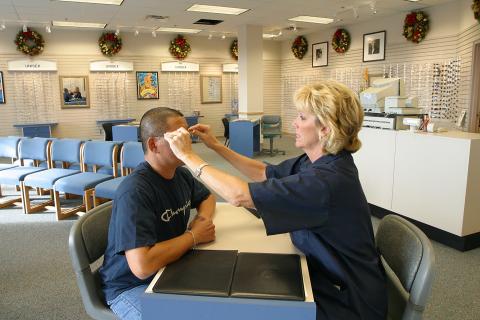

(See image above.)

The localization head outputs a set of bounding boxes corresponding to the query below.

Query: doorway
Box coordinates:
[469,42,480,132]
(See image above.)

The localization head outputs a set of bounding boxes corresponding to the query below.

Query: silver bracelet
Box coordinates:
[194,163,210,178]
[185,230,196,249]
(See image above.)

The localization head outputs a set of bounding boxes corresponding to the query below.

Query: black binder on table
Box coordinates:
[152,250,305,301]
[230,252,305,301]
[152,249,238,297]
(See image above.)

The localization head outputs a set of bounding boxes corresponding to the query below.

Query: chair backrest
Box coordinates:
[50,139,83,167]
[120,141,144,176]
[0,136,20,159]
[261,115,282,136]
[221,117,229,139]
[18,138,51,166]
[68,201,116,320]
[82,141,119,177]
[376,215,435,320]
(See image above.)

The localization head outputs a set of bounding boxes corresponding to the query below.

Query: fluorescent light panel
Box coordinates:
[187,4,249,15]
[288,16,334,24]
[156,27,202,34]
[55,0,123,5]
[262,34,278,39]
[52,21,106,28]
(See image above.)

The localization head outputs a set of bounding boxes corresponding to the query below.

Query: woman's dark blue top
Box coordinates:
[249,151,387,320]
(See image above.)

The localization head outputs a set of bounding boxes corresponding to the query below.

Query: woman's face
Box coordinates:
[293,111,322,150]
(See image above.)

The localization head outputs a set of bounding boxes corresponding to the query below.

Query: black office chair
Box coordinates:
[376,215,435,320]
[102,123,113,142]
[261,115,285,157]
[222,117,230,147]
[69,201,116,320]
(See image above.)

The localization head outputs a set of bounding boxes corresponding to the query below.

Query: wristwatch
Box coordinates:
[194,163,210,178]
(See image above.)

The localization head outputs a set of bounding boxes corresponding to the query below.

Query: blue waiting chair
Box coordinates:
[0,138,51,208]
[94,141,144,205]
[21,139,83,215]
[53,141,119,220]
[0,136,21,172]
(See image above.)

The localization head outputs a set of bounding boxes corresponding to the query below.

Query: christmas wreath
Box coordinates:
[98,32,122,57]
[169,35,191,60]
[291,35,308,60]
[15,28,44,56]
[332,29,351,53]
[403,11,429,44]
[473,0,480,22]
[230,39,238,60]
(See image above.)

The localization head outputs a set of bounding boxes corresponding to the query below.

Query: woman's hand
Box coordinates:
[164,127,193,161]
[189,124,221,149]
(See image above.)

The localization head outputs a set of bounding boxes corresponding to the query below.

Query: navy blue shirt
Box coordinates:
[100,162,211,302]
[249,151,387,320]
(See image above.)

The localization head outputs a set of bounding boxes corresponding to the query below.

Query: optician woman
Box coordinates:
[164,80,387,320]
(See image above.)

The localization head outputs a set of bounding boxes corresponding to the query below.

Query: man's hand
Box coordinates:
[189,215,215,245]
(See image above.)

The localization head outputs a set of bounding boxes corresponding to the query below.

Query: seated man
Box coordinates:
[100,107,216,320]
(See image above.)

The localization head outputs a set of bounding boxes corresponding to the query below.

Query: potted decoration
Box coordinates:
[403,11,429,44]
[169,35,191,60]
[291,35,308,60]
[98,32,122,57]
[230,39,238,60]
[473,0,480,22]
[15,27,44,56]
[332,29,351,54]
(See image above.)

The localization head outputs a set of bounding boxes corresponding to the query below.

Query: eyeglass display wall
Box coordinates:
[164,72,200,116]
[12,72,58,124]
[225,72,238,114]
[91,72,130,120]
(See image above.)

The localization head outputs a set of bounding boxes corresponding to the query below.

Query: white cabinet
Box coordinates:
[354,129,480,237]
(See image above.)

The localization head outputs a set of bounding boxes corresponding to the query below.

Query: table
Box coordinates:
[13,122,58,138]
[142,202,315,320]
[112,124,140,142]
[229,119,260,158]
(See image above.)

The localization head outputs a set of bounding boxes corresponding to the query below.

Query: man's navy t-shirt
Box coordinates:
[99,162,211,302]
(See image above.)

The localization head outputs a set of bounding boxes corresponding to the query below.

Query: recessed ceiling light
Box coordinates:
[288,16,334,24]
[52,21,106,28]
[54,0,124,5]
[187,4,249,15]
[262,33,278,39]
[404,0,421,2]
[156,27,202,34]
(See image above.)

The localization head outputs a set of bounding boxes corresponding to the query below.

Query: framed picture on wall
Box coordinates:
[312,42,328,67]
[363,31,386,62]
[0,71,5,104]
[136,71,159,100]
[60,76,89,108]
[200,75,222,104]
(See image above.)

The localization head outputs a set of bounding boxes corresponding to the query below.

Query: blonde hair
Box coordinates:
[294,80,363,154]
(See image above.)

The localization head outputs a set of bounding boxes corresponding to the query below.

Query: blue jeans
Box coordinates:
[107,285,148,320]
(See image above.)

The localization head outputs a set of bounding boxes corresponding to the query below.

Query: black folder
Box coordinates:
[152,250,305,301]
[230,252,305,301]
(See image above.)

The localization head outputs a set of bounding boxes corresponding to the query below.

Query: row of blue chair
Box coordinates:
[0,137,144,220]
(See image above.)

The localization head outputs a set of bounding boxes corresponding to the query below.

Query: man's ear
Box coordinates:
[147,137,158,153]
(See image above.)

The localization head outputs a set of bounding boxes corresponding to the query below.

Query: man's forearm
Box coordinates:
[196,194,216,220]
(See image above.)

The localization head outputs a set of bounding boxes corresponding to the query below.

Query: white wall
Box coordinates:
[278,0,480,133]
[0,29,281,138]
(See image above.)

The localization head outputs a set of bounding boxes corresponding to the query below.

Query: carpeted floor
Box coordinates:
[0,136,479,319]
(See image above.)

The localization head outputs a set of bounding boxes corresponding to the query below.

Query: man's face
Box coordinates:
[156,116,188,164]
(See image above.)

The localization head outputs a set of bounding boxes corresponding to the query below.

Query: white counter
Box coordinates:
[354,128,480,238]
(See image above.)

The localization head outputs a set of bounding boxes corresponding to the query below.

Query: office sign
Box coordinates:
[90,60,133,71]
[161,61,199,72]
[222,63,238,73]
[8,60,57,71]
